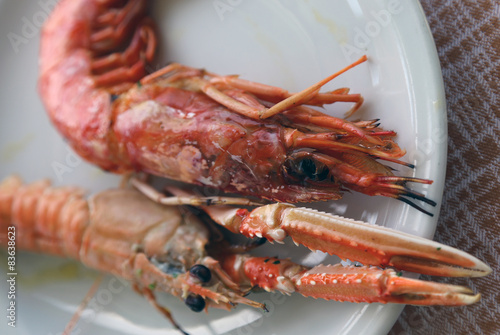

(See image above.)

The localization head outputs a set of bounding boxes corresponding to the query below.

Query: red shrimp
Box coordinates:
[39,0,435,214]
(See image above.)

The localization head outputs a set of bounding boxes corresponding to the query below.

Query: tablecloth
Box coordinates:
[390,1,499,334]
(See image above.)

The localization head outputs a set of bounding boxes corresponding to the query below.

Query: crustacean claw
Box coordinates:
[132,178,490,278]
[219,256,481,306]
[294,264,481,306]
[202,203,491,278]
[126,177,490,307]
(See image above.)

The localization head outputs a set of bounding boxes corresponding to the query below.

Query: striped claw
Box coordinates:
[204,203,491,278]
[220,256,480,306]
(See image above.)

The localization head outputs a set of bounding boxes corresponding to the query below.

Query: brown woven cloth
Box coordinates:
[390,1,500,334]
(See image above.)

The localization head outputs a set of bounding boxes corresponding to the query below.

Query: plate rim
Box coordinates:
[368,0,448,333]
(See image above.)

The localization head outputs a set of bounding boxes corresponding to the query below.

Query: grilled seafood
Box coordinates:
[39,0,435,214]
[0,176,491,333]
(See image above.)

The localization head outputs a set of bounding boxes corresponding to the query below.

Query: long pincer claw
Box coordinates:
[280,206,491,277]
[295,264,481,306]
[208,204,491,278]
[277,206,492,277]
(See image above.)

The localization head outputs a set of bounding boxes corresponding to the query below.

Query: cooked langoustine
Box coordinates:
[0,176,491,333]
[39,0,435,213]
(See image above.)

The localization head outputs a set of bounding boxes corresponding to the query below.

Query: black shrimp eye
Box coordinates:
[110,93,119,102]
[298,158,329,182]
[185,294,206,312]
[189,264,212,283]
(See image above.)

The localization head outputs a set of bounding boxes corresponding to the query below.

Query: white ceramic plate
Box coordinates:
[0,0,446,334]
